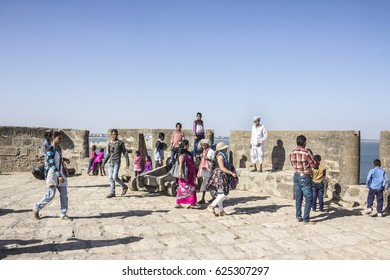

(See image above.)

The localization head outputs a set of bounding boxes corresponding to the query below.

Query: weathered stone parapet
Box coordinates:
[236,169,389,210]
[236,169,295,199]
[0,126,89,173]
[230,130,360,193]
[380,131,390,170]
[342,185,389,210]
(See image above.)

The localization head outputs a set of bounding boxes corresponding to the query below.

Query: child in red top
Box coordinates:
[87,145,97,175]
[133,151,143,177]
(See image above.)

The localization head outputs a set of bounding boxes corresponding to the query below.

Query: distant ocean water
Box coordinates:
[360,141,380,184]
[90,137,379,184]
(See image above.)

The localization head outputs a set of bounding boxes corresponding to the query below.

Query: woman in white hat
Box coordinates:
[206,142,237,216]
[197,139,215,204]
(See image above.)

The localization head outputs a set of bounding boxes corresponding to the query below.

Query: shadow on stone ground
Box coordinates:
[230,204,293,215]
[0,208,31,217]
[0,236,142,259]
[311,205,364,222]
[42,210,170,220]
[224,195,270,207]
[68,184,108,188]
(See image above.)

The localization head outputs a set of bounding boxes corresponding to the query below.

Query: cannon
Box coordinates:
[129,165,178,197]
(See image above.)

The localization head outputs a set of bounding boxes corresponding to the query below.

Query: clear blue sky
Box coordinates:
[0,0,389,139]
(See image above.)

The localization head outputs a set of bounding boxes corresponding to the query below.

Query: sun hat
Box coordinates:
[215,142,229,151]
[200,139,210,145]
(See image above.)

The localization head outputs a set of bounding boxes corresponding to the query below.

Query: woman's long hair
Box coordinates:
[178,139,192,159]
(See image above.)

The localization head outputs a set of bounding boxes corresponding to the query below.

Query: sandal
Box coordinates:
[207,205,215,214]
[217,210,226,217]
[188,204,201,209]
[174,204,183,208]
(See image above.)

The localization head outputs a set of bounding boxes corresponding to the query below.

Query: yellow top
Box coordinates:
[312,164,325,183]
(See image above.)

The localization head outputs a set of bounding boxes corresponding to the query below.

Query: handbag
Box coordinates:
[169,159,188,180]
[227,165,238,190]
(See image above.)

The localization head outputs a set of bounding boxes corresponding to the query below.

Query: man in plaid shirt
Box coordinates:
[290,135,318,224]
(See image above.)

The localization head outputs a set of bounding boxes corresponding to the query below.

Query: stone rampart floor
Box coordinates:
[1,172,390,260]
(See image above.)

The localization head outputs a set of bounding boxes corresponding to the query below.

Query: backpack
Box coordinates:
[32,165,45,180]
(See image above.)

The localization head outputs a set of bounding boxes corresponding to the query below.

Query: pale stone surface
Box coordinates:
[1,172,390,260]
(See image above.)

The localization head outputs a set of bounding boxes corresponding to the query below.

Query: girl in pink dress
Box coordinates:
[175,140,201,209]
[92,148,106,176]
[133,151,143,177]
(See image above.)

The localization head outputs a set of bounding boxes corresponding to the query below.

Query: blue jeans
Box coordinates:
[294,173,313,222]
[34,185,68,216]
[193,134,205,156]
[108,163,127,194]
[312,182,324,211]
[367,188,384,213]
[87,158,94,173]
[170,147,179,163]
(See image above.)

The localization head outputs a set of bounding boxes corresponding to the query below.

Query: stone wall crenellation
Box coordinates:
[0,126,89,173]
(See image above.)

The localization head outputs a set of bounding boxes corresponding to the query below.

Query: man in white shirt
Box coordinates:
[250,116,267,172]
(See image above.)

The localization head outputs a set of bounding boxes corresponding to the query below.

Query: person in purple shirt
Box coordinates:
[144,156,153,173]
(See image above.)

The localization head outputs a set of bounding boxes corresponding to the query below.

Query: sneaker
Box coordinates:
[107,193,115,198]
[198,199,206,204]
[377,213,383,217]
[60,215,73,221]
[366,208,373,214]
[121,186,128,196]
[296,217,303,222]
[32,209,40,220]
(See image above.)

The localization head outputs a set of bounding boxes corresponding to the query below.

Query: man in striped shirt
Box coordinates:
[290,135,318,224]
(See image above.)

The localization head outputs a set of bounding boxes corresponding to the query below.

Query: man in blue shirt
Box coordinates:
[366,159,389,217]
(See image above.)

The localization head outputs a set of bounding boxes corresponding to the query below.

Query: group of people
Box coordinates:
[290,134,389,225]
[173,139,237,216]
[87,145,106,176]
[32,115,389,224]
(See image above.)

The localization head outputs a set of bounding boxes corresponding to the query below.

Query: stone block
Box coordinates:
[0,147,19,156]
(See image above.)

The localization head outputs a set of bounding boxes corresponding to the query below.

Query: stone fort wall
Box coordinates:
[230,130,361,192]
[0,126,89,173]
[380,131,390,170]
[0,126,214,175]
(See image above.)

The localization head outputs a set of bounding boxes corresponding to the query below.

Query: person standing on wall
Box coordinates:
[102,129,130,198]
[192,112,205,157]
[290,135,318,225]
[250,116,267,172]
[170,123,185,164]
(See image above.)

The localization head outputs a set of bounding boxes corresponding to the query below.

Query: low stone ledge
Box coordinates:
[235,169,389,210]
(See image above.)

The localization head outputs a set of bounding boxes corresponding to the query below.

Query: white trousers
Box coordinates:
[250,145,264,164]
[211,192,227,210]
